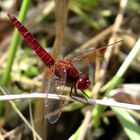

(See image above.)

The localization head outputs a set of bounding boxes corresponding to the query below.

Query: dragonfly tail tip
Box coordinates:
[7,12,14,20]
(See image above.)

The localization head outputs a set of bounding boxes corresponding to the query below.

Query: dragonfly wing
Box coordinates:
[45,67,67,124]
[66,47,106,64]
[72,51,105,64]
[65,41,122,64]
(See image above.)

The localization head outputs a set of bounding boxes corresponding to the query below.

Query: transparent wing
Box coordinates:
[44,67,67,124]
[65,40,122,63]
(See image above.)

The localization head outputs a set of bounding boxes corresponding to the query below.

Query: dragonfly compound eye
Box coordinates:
[76,74,91,90]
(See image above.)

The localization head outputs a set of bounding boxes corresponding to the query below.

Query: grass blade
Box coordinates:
[112,107,140,140]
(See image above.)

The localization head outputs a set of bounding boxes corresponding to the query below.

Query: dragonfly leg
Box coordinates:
[69,83,74,97]
[69,83,80,102]
[81,90,90,104]
[69,84,87,104]
[81,90,89,98]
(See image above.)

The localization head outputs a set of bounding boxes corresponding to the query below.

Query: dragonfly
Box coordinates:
[7,13,122,123]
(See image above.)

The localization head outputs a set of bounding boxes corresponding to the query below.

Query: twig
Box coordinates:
[3,126,21,139]
[52,0,69,58]
[29,101,37,140]
[80,25,113,49]
[0,92,140,110]
[0,87,42,140]
[92,0,128,95]
[0,131,4,140]
[77,111,92,140]
[101,37,140,92]
[65,25,113,59]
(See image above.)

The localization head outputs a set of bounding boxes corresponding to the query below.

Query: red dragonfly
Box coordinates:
[8,13,121,123]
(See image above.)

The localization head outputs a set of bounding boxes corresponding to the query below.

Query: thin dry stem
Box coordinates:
[77,111,92,140]
[0,87,42,140]
[3,127,21,139]
[92,0,128,95]
[0,131,4,140]
[80,25,113,50]
[52,0,69,59]
[66,25,113,59]
[0,91,140,110]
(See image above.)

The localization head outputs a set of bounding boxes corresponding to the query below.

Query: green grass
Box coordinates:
[2,0,31,87]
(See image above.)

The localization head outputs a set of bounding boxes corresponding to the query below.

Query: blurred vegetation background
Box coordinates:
[0,0,140,140]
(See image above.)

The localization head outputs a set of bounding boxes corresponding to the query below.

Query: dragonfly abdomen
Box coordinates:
[7,13,55,67]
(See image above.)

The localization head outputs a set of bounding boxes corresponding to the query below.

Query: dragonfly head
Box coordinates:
[76,74,91,90]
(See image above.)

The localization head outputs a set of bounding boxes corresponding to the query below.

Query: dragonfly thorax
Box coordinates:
[54,60,79,82]
[54,60,91,90]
